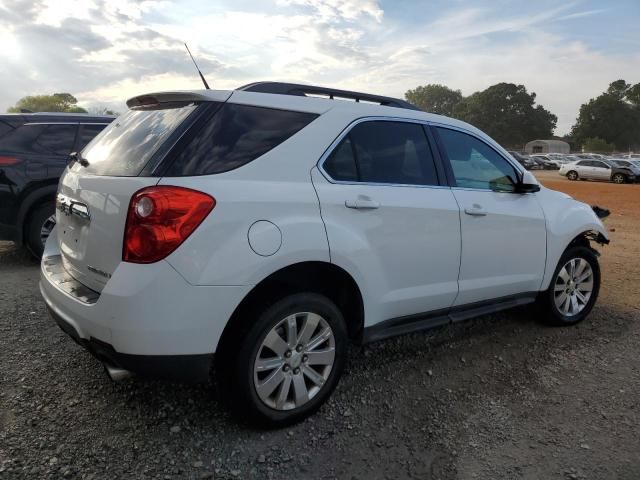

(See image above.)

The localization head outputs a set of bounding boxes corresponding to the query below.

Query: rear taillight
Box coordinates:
[0,156,20,166]
[123,186,215,264]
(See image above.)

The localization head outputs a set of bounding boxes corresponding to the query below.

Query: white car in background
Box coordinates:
[40,82,610,426]
[560,159,637,183]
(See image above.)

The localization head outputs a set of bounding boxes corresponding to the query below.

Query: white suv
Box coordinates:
[41,82,609,426]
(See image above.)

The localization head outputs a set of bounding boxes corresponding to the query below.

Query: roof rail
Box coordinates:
[236,81,421,111]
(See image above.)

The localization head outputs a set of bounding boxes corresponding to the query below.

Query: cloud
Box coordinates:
[0,0,638,135]
[557,9,607,21]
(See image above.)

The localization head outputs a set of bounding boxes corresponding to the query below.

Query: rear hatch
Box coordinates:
[55,91,231,292]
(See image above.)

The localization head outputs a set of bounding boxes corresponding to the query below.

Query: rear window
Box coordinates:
[0,120,14,139]
[73,103,197,176]
[164,103,318,176]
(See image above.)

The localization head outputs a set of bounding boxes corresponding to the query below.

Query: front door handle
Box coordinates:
[464,206,487,216]
[345,198,380,210]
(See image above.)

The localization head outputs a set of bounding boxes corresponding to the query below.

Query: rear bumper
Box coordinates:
[47,305,213,382]
[40,231,251,380]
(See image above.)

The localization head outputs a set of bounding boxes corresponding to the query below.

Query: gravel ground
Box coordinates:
[1,175,639,479]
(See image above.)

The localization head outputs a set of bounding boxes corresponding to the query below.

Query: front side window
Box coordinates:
[436,127,519,191]
[593,161,609,169]
[323,121,439,186]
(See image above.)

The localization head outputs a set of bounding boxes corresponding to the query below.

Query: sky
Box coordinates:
[0,0,638,135]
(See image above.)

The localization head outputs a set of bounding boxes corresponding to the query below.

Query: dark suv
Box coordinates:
[0,113,114,256]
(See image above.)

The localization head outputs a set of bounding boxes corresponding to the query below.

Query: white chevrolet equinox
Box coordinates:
[41,82,609,426]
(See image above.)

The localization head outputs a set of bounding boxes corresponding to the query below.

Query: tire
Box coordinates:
[537,246,600,326]
[566,170,578,181]
[25,203,56,258]
[218,293,348,427]
[612,173,626,184]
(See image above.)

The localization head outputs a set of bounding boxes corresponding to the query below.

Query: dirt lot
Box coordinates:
[1,173,639,479]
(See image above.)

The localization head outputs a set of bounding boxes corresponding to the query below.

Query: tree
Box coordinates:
[582,137,614,153]
[89,106,120,116]
[404,84,463,117]
[571,80,640,151]
[7,93,87,113]
[453,83,557,147]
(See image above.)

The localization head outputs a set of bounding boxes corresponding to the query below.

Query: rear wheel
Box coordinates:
[566,170,578,181]
[538,246,600,326]
[25,203,56,258]
[218,293,347,427]
[612,173,626,184]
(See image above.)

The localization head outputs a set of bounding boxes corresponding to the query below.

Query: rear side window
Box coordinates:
[0,123,76,155]
[323,121,439,186]
[74,103,198,176]
[34,124,77,155]
[77,124,108,151]
[165,104,318,176]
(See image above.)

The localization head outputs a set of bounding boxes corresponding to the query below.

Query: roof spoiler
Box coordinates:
[126,90,232,109]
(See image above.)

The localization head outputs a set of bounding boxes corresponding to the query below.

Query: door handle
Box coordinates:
[345,198,379,210]
[464,206,487,216]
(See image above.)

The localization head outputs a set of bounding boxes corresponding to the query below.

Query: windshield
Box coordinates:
[72,103,198,176]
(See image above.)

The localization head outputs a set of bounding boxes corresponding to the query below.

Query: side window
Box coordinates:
[593,161,608,169]
[323,136,358,181]
[77,124,108,151]
[323,121,439,186]
[165,104,318,176]
[0,124,46,153]
[436,127,519,191]
[33,124,78,155]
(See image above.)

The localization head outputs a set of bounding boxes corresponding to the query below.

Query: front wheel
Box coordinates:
[612,173,626,184]
[219,293,348,427]
[566,170,578,181]
[537,246,600,326]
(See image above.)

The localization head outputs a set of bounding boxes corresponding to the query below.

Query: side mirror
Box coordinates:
[515,182,541,194]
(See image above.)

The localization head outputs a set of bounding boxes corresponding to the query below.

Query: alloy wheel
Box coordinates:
[40,214,56,247]
[253,312,335,411]
[553,258,594,317]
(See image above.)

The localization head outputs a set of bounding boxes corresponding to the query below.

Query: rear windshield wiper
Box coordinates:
[69,151,90,167]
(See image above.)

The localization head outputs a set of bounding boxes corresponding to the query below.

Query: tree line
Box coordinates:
[7,93,118,116]
[6,81,639,152]
[405,80,640,152]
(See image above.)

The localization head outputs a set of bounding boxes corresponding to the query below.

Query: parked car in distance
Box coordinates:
[627,153,640,160]
[530,154,560,169]
[508,151,537,169]
[559,159,637,183]
[41,82,609,427]
[0,113,114,256]
[609,159,640,178]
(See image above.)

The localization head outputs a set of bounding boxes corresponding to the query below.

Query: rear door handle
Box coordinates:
[345,198,380,210]
[464,206,487,217]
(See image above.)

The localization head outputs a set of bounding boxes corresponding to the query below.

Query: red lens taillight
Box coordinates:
[0,156,20,166]
[123,186,215,264]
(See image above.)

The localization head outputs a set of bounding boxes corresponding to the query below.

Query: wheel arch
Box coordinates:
[215,261,365,372]
[17,184,58,245]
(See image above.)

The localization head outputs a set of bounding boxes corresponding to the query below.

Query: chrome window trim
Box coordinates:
[317,116,525,191]
[316,116,446,189]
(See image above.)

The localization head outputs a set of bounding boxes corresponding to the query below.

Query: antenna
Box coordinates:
[184,43,211,90]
